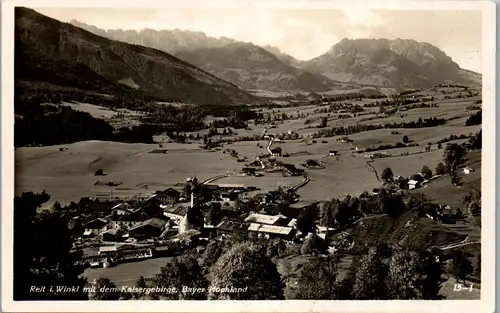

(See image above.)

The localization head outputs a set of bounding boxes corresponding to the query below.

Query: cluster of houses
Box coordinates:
[73,177,323,267]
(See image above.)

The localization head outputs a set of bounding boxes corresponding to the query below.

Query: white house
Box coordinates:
[408,179,421,190]
[463,166,475,175]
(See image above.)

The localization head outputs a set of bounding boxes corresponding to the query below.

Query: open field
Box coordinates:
[15,141,245,205]
[296,154,380,201]
[82,257,173,288]
[410,149,481,209]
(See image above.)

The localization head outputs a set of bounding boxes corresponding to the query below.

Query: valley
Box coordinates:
[13,6,484,302]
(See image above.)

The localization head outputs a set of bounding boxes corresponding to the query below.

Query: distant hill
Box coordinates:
[16,8,256,106]
[301,38,482,88]
[175,42,340,92]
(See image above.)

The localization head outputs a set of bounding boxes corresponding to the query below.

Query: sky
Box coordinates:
[34,7,483,73]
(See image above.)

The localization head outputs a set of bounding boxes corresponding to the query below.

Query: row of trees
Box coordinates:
[312,117,446,138]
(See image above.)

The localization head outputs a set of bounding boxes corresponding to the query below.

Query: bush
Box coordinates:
[435,162,446,175]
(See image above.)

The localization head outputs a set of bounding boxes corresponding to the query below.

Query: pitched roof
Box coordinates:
[215,218,247,232]
[247,223,293,235]
[129,217,167,231]
[83,217,108,228]
[156,188,181,198]
[244,213,282,225]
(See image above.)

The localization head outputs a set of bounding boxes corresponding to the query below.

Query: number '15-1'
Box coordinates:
[453,283,474,292]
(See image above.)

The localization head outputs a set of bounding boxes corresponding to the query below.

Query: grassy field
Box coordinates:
[82,256,173,288]
[15,141,244,205]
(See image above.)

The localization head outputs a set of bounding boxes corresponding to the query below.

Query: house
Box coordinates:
[108,214,146,230]
[339,136,350,143]
[155,188,181,205]
[242,167,257,176]
[163,206,189,225]
[244,213,289,226]
[408,179,421,190]
[83,218,109,237]
[215,218,247,236]
[463,166,475,175]
[220,190,241,202]
[98,229,119,242]
[247,223,295,240]
[205,183,248,193]
[128,217,167,239]
[111,202,133,215]
[329,150,338,156]
[270,147,282,158]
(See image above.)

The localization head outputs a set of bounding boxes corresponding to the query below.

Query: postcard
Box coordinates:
[1,0,496,312]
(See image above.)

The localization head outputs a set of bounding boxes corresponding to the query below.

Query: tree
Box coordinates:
[88,278,119,300]
[445,251,473,284]
[381,167,394,182]
[266,238,287,260]
[14,191,87,300]
[209,242,285,300]
[402,135,409,143]
[301,234,328,255]
[435,162,446,175]
[443,143,467,173]
[152,253,208,300]
[387,249,444,299]
[420,165,433,179]
[295,203,318,235]
[320,201,336,230]
[352,246,388,299]
[205,202,222,226]
[288,255,340,299]
[200,240,226,268]
[319,116,328,128]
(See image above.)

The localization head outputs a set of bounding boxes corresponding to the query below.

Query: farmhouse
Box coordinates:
[215,218,247,236]
[463,166,475,175]
[242,167,257,175]
[98,228,118,242]
[408,179,422,190]
[111,202,133,215]
[244,213,289,226]
[247,223,295,240]
[270,147,283,158]
[82,218,108,237]
[128,217,167,239]
[220,190,240,202]
[155,188,181,205]
[108,214,146,229]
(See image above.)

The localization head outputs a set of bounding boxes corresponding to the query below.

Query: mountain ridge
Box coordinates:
[16,8,256,106]
[301,37,481,87]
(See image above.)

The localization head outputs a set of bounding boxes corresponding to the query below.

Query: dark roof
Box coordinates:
[156,188,180,198]
[215,218,247,232]
[130,217,167,231]
[110,213,146,222]
[164,206,189,216]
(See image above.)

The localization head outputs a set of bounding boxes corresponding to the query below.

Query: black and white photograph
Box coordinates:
[1,0,496,312]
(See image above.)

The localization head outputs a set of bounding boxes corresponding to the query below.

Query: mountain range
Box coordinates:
[69,20,481,90]
[301,38,481,87]
[16,8,255,106]
[15,8,481,105]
